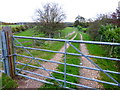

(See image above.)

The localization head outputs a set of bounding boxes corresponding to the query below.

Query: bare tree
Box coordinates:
[34,3,66,38]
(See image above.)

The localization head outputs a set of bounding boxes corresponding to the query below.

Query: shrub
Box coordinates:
[19,25,25,31]
[77,25,82,31]
[98,24,120,58]
[12,27,16,33]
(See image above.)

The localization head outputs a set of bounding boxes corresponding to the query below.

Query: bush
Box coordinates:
[11,25,29,33]
[77,25,82,31]
[12,27,16,33]
[19,25,25,31]
[15,27,21,32]
[98,24,120,58]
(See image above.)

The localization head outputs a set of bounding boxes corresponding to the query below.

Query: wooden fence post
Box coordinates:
[1,27,15,78]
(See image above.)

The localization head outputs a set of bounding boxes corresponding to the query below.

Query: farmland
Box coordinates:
[1,24,120,89]
[41,34,80,88]
[1,25,22,27]
[0,25,22,29]
[80,32,120,89]
[15,27,77,69]
[1,26,78,89]
[1,0,120,89]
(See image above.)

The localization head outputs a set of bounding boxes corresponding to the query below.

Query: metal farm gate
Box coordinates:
[0,27,120,89]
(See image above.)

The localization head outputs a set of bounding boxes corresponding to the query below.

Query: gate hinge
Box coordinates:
[5,54,14,57]
[7,54,14,57]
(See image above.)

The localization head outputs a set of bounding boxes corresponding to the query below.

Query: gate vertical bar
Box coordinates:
[64,41,67,87]
[13,37,17,75]
[1,30,9,75]
[1,27,15,78]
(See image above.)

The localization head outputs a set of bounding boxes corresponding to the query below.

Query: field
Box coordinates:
[1,25,22,27]
[0,24,23,31]
[1,26,77,89]
[80,32,120,89]
[41,34,80,88]
[15,27,76,46]
[1,26,120,89]
[15,27,76,69]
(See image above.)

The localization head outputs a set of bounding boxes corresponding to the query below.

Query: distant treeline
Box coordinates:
[1,21,39,25]
[1,22,16,25]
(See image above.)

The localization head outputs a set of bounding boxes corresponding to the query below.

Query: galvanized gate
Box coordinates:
[0,27,120,89]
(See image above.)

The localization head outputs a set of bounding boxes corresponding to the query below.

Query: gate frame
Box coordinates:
[1,27,15,78]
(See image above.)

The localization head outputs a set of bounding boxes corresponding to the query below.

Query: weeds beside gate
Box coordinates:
[0,27,120,89]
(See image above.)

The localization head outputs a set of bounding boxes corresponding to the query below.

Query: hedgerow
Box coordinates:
[98,24,120,58]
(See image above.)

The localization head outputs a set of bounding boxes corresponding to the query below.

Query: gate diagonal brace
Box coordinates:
[14,38,63,87]
[68,42,119,85]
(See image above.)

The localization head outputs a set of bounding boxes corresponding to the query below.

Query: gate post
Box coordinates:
[1,27,15,78]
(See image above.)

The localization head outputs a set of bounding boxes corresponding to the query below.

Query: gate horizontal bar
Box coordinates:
[16,68,92,88]
[13,36,120,46]
[0,60,3,62]
[16,62,119,86]
[15,46,120,61]
[0,70,4,73]
[15,54,120,75]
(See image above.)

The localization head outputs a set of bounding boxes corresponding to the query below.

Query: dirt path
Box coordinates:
[17,33,77,88]
[65,31,75,38]
[79,34,102,88]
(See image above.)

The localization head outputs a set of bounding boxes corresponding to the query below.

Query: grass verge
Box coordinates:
[1,73,18,89]
[80,32,120,89]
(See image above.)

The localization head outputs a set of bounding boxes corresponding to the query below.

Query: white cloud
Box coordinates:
[0,0,119,22]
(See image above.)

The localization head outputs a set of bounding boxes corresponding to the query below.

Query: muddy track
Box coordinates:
[17,33,77,88]
[79,34,102,88]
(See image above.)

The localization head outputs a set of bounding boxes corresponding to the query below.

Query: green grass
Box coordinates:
[16,27,77,70]
[82,28,87,31]
[1,73,18,89]
[80,32,120,89]
[16,40,65,70]
[60,27,76,38]
[1,25,22,27]
[0,25,22,30]
[41,33,80,88]
[15,27,45,37]
[80,32,106,56]
[15,27,74,46]
[2,27,77,88]
[15,28,34,36]
[61,27,74,34]
[14,27,76,47]
[14,27,45,46]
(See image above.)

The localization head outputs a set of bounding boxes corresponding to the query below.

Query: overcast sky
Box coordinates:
[0,0,120,22]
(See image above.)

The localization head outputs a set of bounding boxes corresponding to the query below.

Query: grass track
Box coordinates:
[80,32,120,89]
[2,27,77,89]
[15,27,75,46]
[16,27,76,70]
[41,33,80,88]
